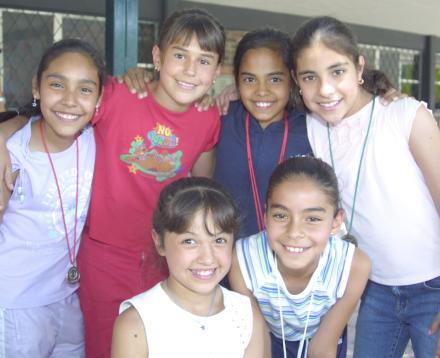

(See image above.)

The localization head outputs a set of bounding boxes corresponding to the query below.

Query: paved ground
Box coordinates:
[347,305,414,358]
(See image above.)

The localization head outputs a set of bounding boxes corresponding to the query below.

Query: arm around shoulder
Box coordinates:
[308,249,371,358]
[409,105,440,216]
[111,307,148,358]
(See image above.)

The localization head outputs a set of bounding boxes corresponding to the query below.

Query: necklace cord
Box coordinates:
[327,96,376,233]
[39,120,79,266]
[246,113,289,232]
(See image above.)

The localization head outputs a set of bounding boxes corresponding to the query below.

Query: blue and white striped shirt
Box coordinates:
[236,231,354,341]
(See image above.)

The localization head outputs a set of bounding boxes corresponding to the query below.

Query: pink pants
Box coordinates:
[77,233,167,358]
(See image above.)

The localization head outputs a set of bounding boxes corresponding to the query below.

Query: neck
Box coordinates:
[151,82,191,113]
[162,279,220,317]
[278,257,319,294]
[31,119,76,153]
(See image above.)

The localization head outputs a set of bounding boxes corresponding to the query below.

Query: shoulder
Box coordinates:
[112,306,148,357]
[7,118,33,155]
[376,97,425,137]
[288,108,307,126]
[221,100,246,121]
[350,248,372,278]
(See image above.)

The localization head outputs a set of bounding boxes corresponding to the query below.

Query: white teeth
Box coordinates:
[56,112,79,120]
[319,100,340,108]
[177,81,196,89]
[192,269,215,277]
[255,102,272,108]
[285,246,305,253]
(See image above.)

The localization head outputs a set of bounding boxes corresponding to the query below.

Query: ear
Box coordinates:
[330,209,345,236]
[152,45,162,71]
[31,76,40,100]
[357,55,366,82]
[214,63,222,81]
[152,229,166,257]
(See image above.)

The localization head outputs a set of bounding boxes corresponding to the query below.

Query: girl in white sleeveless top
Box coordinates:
[111,177,269,358]
[291,16,440,358]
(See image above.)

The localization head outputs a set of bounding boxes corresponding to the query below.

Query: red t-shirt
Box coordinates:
[87,78,220,254]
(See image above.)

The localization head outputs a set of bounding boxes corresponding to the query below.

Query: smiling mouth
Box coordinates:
[284,245,309,253]
[318,99,342,109]
[254,101,273,108]
[190,268,216,279]
[177,80,197,90]
[55,111,81,121]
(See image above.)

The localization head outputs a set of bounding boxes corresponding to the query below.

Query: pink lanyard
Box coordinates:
[245,113,289,232]
[39,120,80,284]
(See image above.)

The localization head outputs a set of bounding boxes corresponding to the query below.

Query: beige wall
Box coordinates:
[193,0,440,37]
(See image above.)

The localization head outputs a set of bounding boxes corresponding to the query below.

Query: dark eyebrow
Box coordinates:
[269,203,327,213]
[303,207,327,213]
[297,62,349,76]
[171,45,216,59]
[269,203,288,210]
[46,73,98,87]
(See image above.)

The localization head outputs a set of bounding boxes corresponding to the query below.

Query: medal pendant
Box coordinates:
[67,266,80,284]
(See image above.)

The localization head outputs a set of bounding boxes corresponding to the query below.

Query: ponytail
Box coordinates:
[362,68,394,96]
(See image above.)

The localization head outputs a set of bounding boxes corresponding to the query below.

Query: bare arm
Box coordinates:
[111,307,148,358]
[0,116,28,208]
[0,170,18,222]
[191,149,215,178]
[308,249,371,358]
[409,105,440,216]
[229,248,272,358]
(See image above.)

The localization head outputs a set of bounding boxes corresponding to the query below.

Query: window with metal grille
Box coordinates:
[0,7,157,110]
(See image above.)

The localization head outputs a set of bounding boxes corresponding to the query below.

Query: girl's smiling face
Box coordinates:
[154,210,233,299]
[152,35,221,112]
[238,47,291,128]
[265,176,343,280]
[295,41,370,125]
[33,51,101,150]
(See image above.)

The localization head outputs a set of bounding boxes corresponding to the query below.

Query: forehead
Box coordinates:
[166,33,219,57]
[296,42,354,70]
[43,52,98,78]
[269,177,333,208]
[240,48,288,72]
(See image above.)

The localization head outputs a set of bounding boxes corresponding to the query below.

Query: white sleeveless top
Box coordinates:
[120,282,253,358]
[307,97,440,285]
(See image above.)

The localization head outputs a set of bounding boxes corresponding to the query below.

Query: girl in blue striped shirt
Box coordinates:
[229,156,371,358]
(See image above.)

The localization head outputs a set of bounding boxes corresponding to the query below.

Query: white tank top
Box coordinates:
[307,98,440,285]
[120,282,253,358]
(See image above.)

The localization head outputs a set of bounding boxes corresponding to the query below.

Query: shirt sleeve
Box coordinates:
[201,107,221,152]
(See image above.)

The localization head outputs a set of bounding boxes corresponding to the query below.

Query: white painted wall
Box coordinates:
[193,0,440,36]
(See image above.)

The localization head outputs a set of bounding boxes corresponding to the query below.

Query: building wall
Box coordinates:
[192,0,440,37]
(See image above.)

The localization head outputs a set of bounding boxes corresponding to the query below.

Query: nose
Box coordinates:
[318,77,336,97]
[287,219,305,240]
[184,58,196,76]
[198,242,215,265]
[256,81,269,96]
[62,89,77,107]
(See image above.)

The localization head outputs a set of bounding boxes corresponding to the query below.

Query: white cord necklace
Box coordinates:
[162,280,219,330]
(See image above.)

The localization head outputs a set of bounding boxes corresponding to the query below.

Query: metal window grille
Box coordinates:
[0,7,157,110]
[359,43,420,98]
